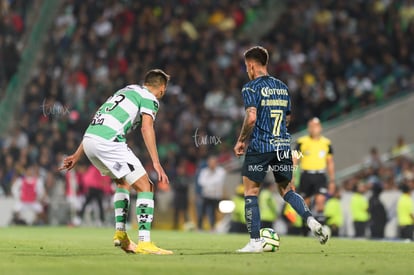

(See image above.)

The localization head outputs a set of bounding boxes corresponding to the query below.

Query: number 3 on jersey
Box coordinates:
[270,109,283,136]
[105,94,126,112]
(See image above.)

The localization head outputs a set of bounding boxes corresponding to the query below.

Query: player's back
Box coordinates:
[84,85,159,142]
[242,76,291,153]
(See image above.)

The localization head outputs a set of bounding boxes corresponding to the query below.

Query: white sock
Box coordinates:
[136,192,154,242]
[113,188,130,231]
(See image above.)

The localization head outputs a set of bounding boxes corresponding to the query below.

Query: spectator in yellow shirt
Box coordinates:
[282,202,303,235]
[259,181,278,229]
[229,184,247,233]
[397,184,414,240]
[324,189,343,237]
[351,183,370,238]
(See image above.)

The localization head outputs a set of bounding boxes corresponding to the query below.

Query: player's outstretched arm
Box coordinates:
[234,107,257,157]
[141,113,169,185]
[59,142,84,171]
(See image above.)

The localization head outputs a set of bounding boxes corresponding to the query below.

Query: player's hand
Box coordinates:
[233,141,246,157]
[59,154,78,171]
[153,162,169,186]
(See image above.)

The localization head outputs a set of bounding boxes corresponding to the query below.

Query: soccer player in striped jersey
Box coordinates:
[234,46,328,252]
[60,69,172,255]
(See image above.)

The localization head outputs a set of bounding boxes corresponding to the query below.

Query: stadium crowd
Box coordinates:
[0,0,28,96]
[337,138,414,239]
[1,0,414,236]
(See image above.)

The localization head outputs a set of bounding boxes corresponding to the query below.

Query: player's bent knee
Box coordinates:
[124,167,147,185]
[114,178,128,187]
[277,180,294,196]
[277,179,290,189]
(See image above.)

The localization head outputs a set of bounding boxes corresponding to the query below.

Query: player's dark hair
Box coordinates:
[244,46,269,66]
[144,69,170,87]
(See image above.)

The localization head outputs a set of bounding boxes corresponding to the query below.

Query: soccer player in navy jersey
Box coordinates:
[234,46,328,252]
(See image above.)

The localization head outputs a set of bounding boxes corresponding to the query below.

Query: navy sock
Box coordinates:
[245,196,260,239]
[283,190,312,221]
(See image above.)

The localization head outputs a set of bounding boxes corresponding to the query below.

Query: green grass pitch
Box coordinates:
[0,227,412,275]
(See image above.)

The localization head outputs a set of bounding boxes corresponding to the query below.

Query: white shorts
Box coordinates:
[14,201,43,214]
[82,136,147,185]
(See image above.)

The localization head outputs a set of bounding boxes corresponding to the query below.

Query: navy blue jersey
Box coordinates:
[241,75,291,153]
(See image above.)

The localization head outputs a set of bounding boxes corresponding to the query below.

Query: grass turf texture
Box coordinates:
[0,227,412,275]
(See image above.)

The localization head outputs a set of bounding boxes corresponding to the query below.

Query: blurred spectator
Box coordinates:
[392,136,410,158]
[11,164,47,225]
[78,165,112,226]
[351,182,370,238]
[229,184,247,233]
[197,155,226,231]
[368,183,387,239]
[397,184,414,240]
[193,146,208,231]
[399,158,414,183]
[204,85,225,114]
[2,126,28,150]
[172,159,191,230]
[323,189,343,237]
[1,152,18,195]
[364,147,383,172]
[282,202,303,235]
[259,181,278,229]
[64,161,86,226]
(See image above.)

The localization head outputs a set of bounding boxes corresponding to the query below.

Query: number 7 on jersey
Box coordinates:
[270,109,283,136]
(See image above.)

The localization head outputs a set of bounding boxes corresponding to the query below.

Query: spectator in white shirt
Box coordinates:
[197,155,227,231]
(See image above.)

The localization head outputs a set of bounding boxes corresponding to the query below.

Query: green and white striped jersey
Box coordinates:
[84,85,159,142]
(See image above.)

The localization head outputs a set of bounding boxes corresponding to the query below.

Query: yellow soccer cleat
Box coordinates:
[113,230,137,254]
[135,241,173,255]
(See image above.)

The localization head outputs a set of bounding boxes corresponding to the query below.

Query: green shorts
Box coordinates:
[242,151,293,184]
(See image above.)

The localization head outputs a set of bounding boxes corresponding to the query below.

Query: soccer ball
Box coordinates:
[260,228,280,252]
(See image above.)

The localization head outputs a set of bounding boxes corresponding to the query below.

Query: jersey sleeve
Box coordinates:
[295,141,301,152]
[295,136,304,152]
[140,98,159,120]
[241,84,259,109]
[328,143,333,155]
